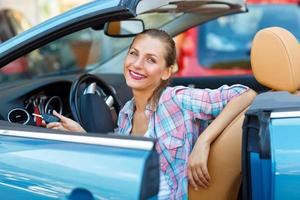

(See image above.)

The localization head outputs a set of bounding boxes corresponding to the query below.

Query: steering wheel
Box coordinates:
[69,74,122,133]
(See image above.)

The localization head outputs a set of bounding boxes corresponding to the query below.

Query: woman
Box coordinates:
[48,29,255,199]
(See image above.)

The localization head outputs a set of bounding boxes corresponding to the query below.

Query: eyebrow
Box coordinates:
[130,47,159,59]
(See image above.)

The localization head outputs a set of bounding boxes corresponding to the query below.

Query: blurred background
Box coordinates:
[0,0,88,25]
[0,0,298,79]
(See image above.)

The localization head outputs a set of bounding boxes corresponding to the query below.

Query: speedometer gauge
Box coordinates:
[45,96,63,114]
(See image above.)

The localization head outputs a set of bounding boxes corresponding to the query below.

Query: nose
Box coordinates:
[131,56,143,69]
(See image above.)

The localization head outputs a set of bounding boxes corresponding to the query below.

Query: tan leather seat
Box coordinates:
[188,105,252,200]
[189,26,300,200]
[251,27,300,93]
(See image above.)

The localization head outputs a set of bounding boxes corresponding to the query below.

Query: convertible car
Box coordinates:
[0,0,298,199]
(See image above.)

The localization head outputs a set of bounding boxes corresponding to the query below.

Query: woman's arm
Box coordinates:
[188,89,256,190]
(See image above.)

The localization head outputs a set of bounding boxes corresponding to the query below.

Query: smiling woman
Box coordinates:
[46,28,255,200]
[0,0,253,199]
[124,29,175,108]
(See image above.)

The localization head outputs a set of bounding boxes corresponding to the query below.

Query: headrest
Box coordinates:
[251,27,300,93]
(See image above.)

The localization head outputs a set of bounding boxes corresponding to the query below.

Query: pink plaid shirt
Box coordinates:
[117,85,249,199]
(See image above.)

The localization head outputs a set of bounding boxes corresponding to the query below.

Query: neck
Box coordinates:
[132,89,153,112]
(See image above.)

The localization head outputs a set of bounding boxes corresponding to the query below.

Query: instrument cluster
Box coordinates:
[7,94,64,126]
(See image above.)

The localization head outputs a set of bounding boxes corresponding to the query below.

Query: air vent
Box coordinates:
[7,108,30,125]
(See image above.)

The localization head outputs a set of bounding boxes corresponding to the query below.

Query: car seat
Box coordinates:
[189,26,300,200]
[250,27,300,93]
[188,102,253,200]
[242,26,300,199]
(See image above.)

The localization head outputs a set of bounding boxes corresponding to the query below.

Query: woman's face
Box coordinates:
[124,34,171,93]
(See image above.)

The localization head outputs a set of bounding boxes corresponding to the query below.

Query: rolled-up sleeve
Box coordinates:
[172,84,249,120]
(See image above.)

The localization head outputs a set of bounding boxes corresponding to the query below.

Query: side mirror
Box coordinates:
[104,19,145,37]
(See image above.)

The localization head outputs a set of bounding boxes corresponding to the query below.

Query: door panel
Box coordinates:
[0,128,159,200]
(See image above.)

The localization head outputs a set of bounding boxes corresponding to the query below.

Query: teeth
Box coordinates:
[130,70,145,78]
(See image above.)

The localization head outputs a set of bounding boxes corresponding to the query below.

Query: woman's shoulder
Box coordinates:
[158,86,190,106]
[161,85,204,99]
[163,85,189,94]
[160,86,186,98]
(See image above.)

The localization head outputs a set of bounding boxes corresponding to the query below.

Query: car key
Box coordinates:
[32,113,61,123]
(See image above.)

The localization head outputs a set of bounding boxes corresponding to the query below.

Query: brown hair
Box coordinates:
[130,29,176,108]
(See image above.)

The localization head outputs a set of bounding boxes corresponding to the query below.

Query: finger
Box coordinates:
[195,167,209,187]
[41,120,46,127]
[52,124,66,131]
[188,167,198,190]
[46,122,61,129]
[201,165,211,182]
[53,110,68,122]
[192,167,207,189]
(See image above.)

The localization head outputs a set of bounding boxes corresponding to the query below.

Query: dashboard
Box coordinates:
[0,78,72,127]
[0,73,132,129]
[6,83,70,126]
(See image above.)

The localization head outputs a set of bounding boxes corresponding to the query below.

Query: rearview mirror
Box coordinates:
[104,19,145,37]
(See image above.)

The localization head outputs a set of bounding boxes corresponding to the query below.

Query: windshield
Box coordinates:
[0,12,181,83]
[198,4,300,69]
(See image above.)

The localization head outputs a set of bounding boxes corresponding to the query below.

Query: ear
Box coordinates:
[161,65,173,81]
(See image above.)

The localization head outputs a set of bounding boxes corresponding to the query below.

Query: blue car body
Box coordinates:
[0,130,158,199]
[0,1,161,198]
[243,91,300,200]
[1,0,287,199]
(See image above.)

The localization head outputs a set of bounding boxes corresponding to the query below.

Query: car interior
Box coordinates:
[242,26,300,200]
[0,21,274,199]
[0,2,297,197]
[4,0,300,199]
[189,26,300,199]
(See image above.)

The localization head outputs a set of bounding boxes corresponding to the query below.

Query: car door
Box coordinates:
[0,125,159,199]
[0,1,159,199]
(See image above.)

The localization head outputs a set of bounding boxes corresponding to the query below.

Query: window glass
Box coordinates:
[0,12,181,83]
[0,28,131,83]
[0,12,13,42]
[6,10,31,35]
[198,4,300,70]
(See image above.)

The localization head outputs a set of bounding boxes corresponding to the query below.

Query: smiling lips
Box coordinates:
[129,70,147,80]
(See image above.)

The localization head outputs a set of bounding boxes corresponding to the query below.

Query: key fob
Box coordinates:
[42,114,61,123]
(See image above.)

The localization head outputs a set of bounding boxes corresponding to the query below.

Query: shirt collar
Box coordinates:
[121,98,134,117]
[121,98,156,118]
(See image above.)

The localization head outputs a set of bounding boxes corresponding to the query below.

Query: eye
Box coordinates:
[147,58,156,64]
[129,50,137,56]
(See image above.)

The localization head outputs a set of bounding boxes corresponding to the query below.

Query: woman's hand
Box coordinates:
[46,110,86,133]
[188,138,211,190]
[187,89,256,190]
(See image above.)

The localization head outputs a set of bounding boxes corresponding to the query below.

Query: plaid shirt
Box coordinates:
[117,85,249,199]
